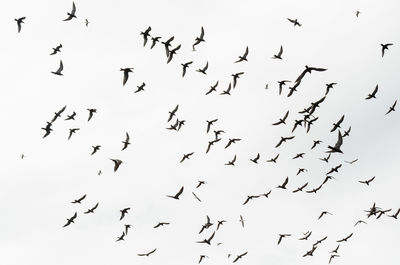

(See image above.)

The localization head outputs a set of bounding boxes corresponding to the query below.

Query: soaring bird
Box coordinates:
[51,60,64,75]
[124,224,132,235]
[65,111,76,120]
[121,133,131,150]
[235,47,249,63]
[120,68,134,86]
[181,61,193,77]
[154,222,170,228]
[91,145,101,155]
[250,153,260,164]
[167,186,184,200]
[311,140,322,149]
[292,182,308,193]
[385,100,397,115]
[277,80,290,95]
[366,84,378,100]
[327,131,343,153]
[167,104,179,122]
[87,108,97,121]
[225,155,237,166]
[277,177,289,189]
[272,111,289,125]
[277,234,291,245]
[206,138,221,153]
[355,11,361,17]
[359,176,375,186]
[50,44,62,55]
[325,83,337,95]
[150,36,161,49]
[287,18,301,26]
[197,231,215,245]
[63,2,77,21]
[84,203,99,214]
[85,19,89,27]
[134,82,145,93]
[239,215,245,227]
[71,194,86,204]
[381,43,393,57]
[68,128,79,140]
[196,181,207,189]
[243,195,259,205]
[162,36,174,57]
[275,136,295,148]
[167,44,181,63]
[63,212,77,227]
[272,45,283,59]
[225,138,241,149]
[337,233,353,242]
[206,81,219,95]
[233,252,248,263]
[295,65,327,83]
[196,62,208,75]
[51,105,67,123]
[198,255,209,264]
[192,26,205,51]
[330,115,344,132]
[110,159,123,172]
[15,17,26,33]
[232,72,244,88]
[140,26,151,47]
[119,208,130,220]
[206,119,218,133]
[220,83,232,95]
[318,211,333,220]
[180,152,194,163]
[116,231,125,242]
[267,154,279,163]
[41,122,53,138]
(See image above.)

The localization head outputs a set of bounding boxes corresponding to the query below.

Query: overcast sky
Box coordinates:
[1,0,400,264]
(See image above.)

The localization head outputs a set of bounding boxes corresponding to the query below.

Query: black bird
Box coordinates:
[206,138,221,153]
[196,62,208,75]
[199,216,213,234]
[278,80,290,95]
[206,119,218,133]
[167,186,184,200]
[267,154,279,163]
[206,81,219,95]
[124,224,132,235]
[65,111,76,120]
[359,176,375,186]
[296,168,307,175]
[356,11,361,17]
[15,17,26,33]
[385,100,397,115]
[312,236,328,247]
[192,26,205,51]
[84,203,99,214]
[302,245,317,257]
[214,130,225,139]
[325,83,337,95]
[250,153,260,163]
[51,60,64,75]
[41,122,53,138]
[318,211,332,220]
[366,84,378,100]
[330,244,340,254]
[275,136,295,148]
[225,138,241,149]
[167,44,181,63]
[327,164,342,175]
[272,45,283,59]
[311,140,322,149]
[292,182,308,193]
[299,231,312,240]
[331,115,344,132]
[71,194,86,204]
[232,72,244,88]
[243,195,260,205]
[322,176,335,185]
[51,105,67,123]
[320,154,331,163]
[181,61,193,77]
[162,36,174,57]
[87,108,97,121]
[287,18,301,26]
[121,133,131,150]
[154,222,170,228]
[381,43,393,57]
[287,81,301,97]
[120,68,134,86]
[119,208,130,220]
[140,26,151,47]
[63,2,77,21]
[116,231,125,242]
[343,126,351,137]
[220,83,232,95]
[329,254,340,264]
[306,184,323,194]
[217,220,226,230]
[354,220,367,226]
[110,159,123,172]
[134,82,145,93]
[196,180,207,189]
[63,212,77,227]
[197,231,215,245]
[389,208,400,219]
[225,155,237,166]
[272,111,289,125]
[68,128,79,140]
[239,215,245,227]
[180,152,194,163]
[277,234,291,245]
[291,119,303,133]
[233,252,248,263]
[50,44,62,55]
[150,36,161,49]
[345,158,358,164]
[167,104,179,122]
[337,233,353,243]
[198,255,209,264]
[235,47,249,63]
[85,19,89,27]
[327,131,343,154]
[277,177,289,189]
[295,65,327,83]
[292,153,305,159]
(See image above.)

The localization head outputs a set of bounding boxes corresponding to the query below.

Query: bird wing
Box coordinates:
[244,46,249,57]
[200,26,205,39]
[123,71,129,86]
[175,186,184,197]
[58,60,64,72]
[71,2,76,14]
[278,45,283,57]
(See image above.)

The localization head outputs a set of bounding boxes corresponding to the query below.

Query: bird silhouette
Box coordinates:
[180,152,194,163]
[277,234,291,245]
[51,60,64,75]
[272,111,289,125]
[51,105,67,123]
[250,153,260,163]
[233,252,248,263]
[272,45,283,59]
[119,208,130,220]
[140,26,151,47]
[359,176,375,186]
[275,136,295,148]
[381,43,393,57]
[63,212,77,227]
[336,233,353,242]
[63,2,77,21]
[110,159,123,172]
[50,44,62,55]
[287,18,301,26]
[327,131,343,154]
[196,62,208,75]
[192,26,205,51]
[121,133,131,150]
[71,194,86,204]
[235,47,249,63]
[68,128,79,140]
[181,61,193,77]
[206,81,219,95]
[167,105,179,122]
[15,17,26,33]
[225,155,237,166]
[154,222,170,228]
[267,154,279,163]
[84,203,99,214]
[277,177,289,189]
[366,85,378,100]
[385,100,397,115]
[232,72,244,88]
[87,108,97,121]
[167,186,184,199]
[330,115,344,132]
[134,82,145,93]
[225,138,241,149]
[120,68,134,86]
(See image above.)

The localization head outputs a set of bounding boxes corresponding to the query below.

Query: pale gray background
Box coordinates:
[1,0,399,264]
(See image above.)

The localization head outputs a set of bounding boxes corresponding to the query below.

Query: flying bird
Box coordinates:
[167,44,181,63]
[277,234,291,245]
[63,212,77,227]
[337,233,353,243]
[134,82,145,93]
[71,194,86,204]
[198,255,209,264]
[140,26,151,47]
[167,186,184,200]
[235,47,249,63]
[181,61,193,77]
[331,115,344,132]
[232,72,244,88]
[250,153,260,163]
[63,2,77,21]
[110,159,123,172]
[119,208,130,220]
[225,138,241,149]
[267,154,279,163]
[50,44,62,55]
[220,83,232,95]
[206,138,221,153]
[292,182,308,193]
[180,152,194,163]
[325,83,337,95]
[277,177,289,189]
[359,176,375,186]
[197,231,215,245]
[51,60,64,75]
[116,231,125,242]
[15,17,26,33]
[206,81,219,95]
[366,85,378,100]
[138,248,157,257]
[87,108,97,121]
[120,68,134,86]
[275,136,295,148]
[272,45,283,59]
[318,211,332,220]
[167,105,179,122]
[150,36,161,49]
[84,203,99,214]
[121,133,131,150]
[68,128,79,140]
[91,145,101,155]
[278,80,290,95]
[51,105,67,123]
[206,119,218,133]
[295,65,327,83]
[225,155,237,166]
[287,18,301,26]
[233,252,248,263]
[272,111,289,125]
[162,36,174,57]
[196,62,208,75]
[154,222,170,228]
[192,26,205,51]
[327,131,343,154]
[385,100,397,115]
[239,215,245,227]
[65,111,76,120]
[381,43,393,57]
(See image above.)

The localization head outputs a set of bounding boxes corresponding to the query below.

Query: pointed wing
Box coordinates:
[58,60,64,72]
[175,186,184,197]
[200,26,204,39]
[278,45,283,57]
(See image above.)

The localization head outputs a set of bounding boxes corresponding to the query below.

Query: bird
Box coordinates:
[196,62,208,75]
[217,220,226,230]
[343,126,351,137]
[330,115,344,132]
[198,255,209,264]
[14,17,26,33]
[235,47,249,63]
[389,208,400,219]
[272,111,289,125]
[272,45,283,59]
[120,68,134,86]
[196,180,207,189]
[154,222,170,228]
[366,84,378,100]
[21,154,25,159]
[51,105,67,123]
[110,159,123,172]
[134,82,145,93]
[275,136,295,148]
[206,138,221,153]
[267,154,279,163]
[50,44,62,55]
[277,177,289,189]
[97,170,102,176]
[327,131,343,154]
[239,215,245,227]
[84,203,99,214]
[345,158,358,164]
[197,231,215,245]
[167,105,179,122]
[220,83,232,95]
[354,220,367,226]
[85,19,89,27]
[277,234,291,245]
[150,36,161,49]
[193,192,201,203]
[124,224,132,235]
[385,100,397,115]
[119,208,130,220]
[63,2,77,21]
[329,254,340,264]
[306,184,323,194]
[287,18,301,26]
[225,155,237,166]
[311,140,322,149]
[277,80,290,95]
[192,26,205,51]
[243,195,260,205]
[181,61,193,77]
[318,211,332,220]
[41,122,53,138]
[336,233,353,243]
[167,186,184,200]
[180,152,194,163]
[121,133,131,150]
[87,108,97,121]
[167,44,181,63]
[65,111,76,120]
[225,138,241,149]
[233,252,248,263]
[381,43,393,57]
[51,60,64,75]
[292,153,305,159]
[162,36,174,57]
[299,231,312,240]
[355,11,361,17]
[302,245,317,257]
[250,153,260,163]
[140,26,151,47]
[359,176,375,186]
[232,72,244,88]
[63,212,77,227]
[206,81,219,95]
[199,216,213,234]
[292,182,308,193]
[330,244,340,254]
[206,119,218,133]
[71,194,86,204]
[116,231,125,242]
[325,83,337,95]
[68,128,79,140]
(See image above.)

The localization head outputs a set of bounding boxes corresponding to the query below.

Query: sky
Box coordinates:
[1,0,400,264]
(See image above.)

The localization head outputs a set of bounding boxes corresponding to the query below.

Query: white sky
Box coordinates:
[1,0,400,264]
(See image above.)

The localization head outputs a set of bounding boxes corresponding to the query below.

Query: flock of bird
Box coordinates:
[12,1,399,264]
